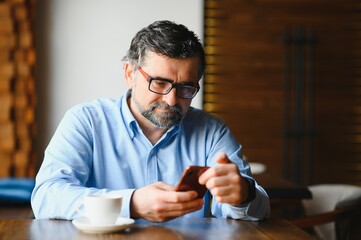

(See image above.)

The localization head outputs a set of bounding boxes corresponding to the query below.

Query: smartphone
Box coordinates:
[175,166,210,198]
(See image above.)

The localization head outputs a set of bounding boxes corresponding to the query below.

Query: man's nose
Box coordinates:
[162,88,177,106]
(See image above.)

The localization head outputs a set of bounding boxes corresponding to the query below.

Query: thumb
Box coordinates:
[216,152,231,164]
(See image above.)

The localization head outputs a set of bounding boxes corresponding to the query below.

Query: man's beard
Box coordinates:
[134,99,183,129]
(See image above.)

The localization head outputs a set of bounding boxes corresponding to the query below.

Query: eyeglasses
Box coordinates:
[137,67,199,99]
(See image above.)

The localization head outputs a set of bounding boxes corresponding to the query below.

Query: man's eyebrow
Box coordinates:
[151,76,173,82]
[178,81,198,86]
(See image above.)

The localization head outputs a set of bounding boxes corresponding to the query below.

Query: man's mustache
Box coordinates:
[150,102,182,115]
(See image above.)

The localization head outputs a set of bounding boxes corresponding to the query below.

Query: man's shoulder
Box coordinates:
[69,98,120,113]
[65,97,122,120]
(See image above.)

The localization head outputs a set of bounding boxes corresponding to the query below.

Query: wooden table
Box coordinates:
[255,172,312,200]
[254,172,313,219]
[0,217,314,240]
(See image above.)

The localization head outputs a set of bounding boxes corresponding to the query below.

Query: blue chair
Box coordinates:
[0,178,35,205]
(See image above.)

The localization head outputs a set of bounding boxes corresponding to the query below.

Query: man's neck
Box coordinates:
[140,123,167,145]
[127,96,168,145]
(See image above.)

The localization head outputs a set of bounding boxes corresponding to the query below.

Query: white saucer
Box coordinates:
[72,217,135,234]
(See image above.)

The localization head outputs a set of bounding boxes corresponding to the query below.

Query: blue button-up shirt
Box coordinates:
[31,95,270,220]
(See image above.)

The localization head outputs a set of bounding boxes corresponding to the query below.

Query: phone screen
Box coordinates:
[175,166,209,198]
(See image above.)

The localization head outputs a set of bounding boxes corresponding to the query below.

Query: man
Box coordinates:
[31,20,270,222]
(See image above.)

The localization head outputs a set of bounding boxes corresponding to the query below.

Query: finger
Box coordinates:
[215,152,231,164]
[165,190,199,203]
[214,195,240,205]
[147,199,204,222]
[166,203,204,217]
[153,182,199,202]
[199,163,234,184]
[208,183,241,204]
[160,198,204,216]
[199,153,235,185]
[205,174,235,189]
[198,167,213,184]
[199,165,228,185]
[148,197,204,220]
[164,198,204,211]
[210,185,233,197]
[155,182,175,191]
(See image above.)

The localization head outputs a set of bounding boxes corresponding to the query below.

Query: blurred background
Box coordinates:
[1,0,361,202]
[0,0,203,178]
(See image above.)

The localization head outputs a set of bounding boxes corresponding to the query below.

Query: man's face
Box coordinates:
[125,52,200,129]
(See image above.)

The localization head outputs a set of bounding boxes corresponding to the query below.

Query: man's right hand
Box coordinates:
[130,182,204,222]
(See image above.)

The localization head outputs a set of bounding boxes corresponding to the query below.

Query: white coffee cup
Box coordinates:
[83,194,122,226]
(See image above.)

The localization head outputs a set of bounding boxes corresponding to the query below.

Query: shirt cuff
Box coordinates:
[240,177,256,205]
[111,189,136,218]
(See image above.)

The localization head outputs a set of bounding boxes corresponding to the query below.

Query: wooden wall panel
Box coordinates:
[204,0,361,185]
[0,0,36,177]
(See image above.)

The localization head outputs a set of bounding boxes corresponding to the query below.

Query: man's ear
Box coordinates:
[124,63,135,88]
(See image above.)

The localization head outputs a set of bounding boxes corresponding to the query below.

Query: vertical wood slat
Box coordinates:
[0,0,36,178]
[203,0,361,186]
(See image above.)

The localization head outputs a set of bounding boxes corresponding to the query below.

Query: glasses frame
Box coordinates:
[137,67,200,99]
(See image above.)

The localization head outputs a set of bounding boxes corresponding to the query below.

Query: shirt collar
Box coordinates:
[120,91,138,140]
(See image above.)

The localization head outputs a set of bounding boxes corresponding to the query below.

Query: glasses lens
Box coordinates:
[149,79,198,99]
[149,79,172,94]
[176,85,198,99]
